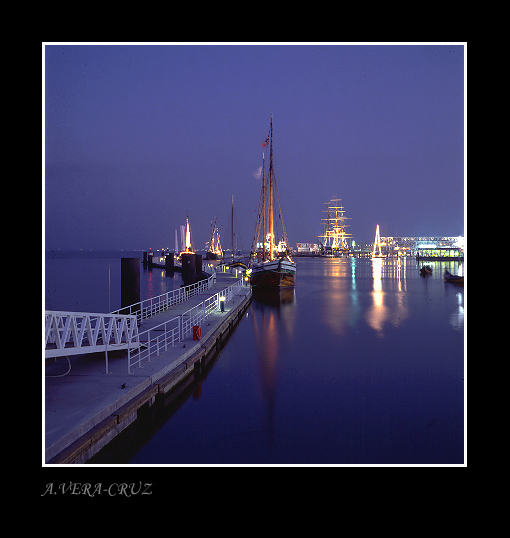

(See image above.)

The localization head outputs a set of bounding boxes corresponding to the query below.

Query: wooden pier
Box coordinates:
[44,270,252,464]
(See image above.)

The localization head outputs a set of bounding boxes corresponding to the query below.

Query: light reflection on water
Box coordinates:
[125,257,464,464]
[48,253,464,464]
[365,258,409,336]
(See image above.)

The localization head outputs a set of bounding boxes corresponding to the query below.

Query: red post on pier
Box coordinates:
[193,326,201,340]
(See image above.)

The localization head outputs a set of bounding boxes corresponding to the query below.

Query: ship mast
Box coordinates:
[319,197,352,251]
[262,153,266,262]
[209,217,222,256]
[269,113,274,261]
[231,195,235,263]
[210,220,215,252]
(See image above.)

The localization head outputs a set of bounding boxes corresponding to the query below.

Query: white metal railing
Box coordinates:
[45,270,245,374]
[45,311,139,360]
[127,277,244,373]
[128,316,181,373]
[110,273,216,324]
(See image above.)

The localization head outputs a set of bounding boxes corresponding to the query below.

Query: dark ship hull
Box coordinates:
[250,258,296,289]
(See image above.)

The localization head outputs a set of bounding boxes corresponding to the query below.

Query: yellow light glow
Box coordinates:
[373,224,383,257]
[180,215,195,254]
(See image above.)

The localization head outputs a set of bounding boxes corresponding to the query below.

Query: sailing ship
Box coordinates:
[180,214,194,255]
[372,224,384,258]
[318,197,352,257]
[205,217,223,260]
[249,114,296,290]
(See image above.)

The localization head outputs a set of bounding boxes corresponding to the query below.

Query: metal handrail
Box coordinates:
[110,272,216,323]
[128,316,181,372]
[127,277,244,373]
[45,272,244,374]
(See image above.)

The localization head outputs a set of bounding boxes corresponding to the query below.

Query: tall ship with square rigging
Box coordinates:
[318,197,352,257]
[249,114,296,290]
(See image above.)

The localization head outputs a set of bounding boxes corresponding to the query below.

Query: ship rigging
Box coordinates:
[249,114,296,290]
[318,197,353,256]
[205,217,223,260]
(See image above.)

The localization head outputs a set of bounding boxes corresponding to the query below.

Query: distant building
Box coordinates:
[295,236,464,259]
[380,236,464,257]
[296,243,320,256]
[415,247,463,260]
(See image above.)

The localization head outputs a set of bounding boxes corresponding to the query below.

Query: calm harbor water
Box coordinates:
[45,250,185,313]
[45,252,465,465]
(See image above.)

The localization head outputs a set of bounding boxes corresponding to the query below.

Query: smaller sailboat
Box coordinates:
[205,217,223,260]
[372,224,384,258]
[444,269,464,284]
[180,214,194,255]
[249,114,296,290]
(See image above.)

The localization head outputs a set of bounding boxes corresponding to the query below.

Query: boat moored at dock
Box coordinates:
[249,114,296,290]
[250,257,296,289]
[444,269,464,284]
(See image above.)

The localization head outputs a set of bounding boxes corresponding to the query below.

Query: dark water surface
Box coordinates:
[45,250,184,313]
[45,252,465,465]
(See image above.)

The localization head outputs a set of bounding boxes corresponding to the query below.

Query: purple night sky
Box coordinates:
[44,43,465,251]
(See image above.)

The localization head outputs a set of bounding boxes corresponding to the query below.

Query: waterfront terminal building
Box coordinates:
[380,236,464,259]
[296,237,464,259]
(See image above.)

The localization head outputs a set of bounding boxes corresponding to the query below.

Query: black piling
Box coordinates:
[181,253,196,286]
[195,254,203,279]
[121,257,140,315]
[165,253,175,274]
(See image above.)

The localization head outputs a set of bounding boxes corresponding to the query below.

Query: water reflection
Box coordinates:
[251,290,296,450]
[450,291,464,330]
[84,255,464,464]
[366,258,410,336]
[323,277,356,336]
[319,258,406,337]
[147,267,154,299]
[316,259,356,335]
[366,258,385,336]
[142,263,183,299]
[396,257,407,291]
